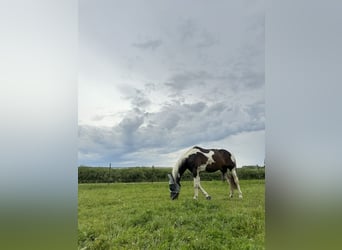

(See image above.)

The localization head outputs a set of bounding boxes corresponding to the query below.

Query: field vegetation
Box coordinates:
[78,179,264,249]
[78,166,265,183]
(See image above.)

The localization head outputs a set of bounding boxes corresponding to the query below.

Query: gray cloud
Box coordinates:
[132,39,163,50]
[118,112,144,134]
[196,30,218,48]
[178,19,218,48]
[78,97,264,166]
[228,67,264,91]
[179,19,198,42]
[164,70,212,91]
[127,89,151,108]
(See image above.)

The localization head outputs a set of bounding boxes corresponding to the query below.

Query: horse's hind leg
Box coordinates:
[223,172,234,198]
[198,182,211,200]
[232,168,243,198]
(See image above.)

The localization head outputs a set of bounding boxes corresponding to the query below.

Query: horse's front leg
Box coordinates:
[193,175,211,200]
[193,176,199,199]
[232,168,243,198]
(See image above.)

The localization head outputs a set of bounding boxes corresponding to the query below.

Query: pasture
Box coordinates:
[78,180,264,250]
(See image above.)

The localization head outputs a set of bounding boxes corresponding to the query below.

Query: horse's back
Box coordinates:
[218,149,236,169]
[218,149,231,158]
[192,146,236,171]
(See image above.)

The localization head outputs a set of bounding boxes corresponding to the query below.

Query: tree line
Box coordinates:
[78,165,265,183]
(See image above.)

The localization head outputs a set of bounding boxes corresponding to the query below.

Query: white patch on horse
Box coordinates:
[198,150,215,171]
[206,150,215,164]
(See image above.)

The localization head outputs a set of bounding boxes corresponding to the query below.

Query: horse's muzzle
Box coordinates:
[168,173,180,200]
[170,190,179,200]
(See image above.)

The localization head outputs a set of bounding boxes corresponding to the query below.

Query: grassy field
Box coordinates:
[78,180,264,250]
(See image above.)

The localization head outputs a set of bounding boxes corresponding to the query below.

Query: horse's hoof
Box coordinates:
[193,196,198,200]
[206,196,211,200]
[239,195,243,199]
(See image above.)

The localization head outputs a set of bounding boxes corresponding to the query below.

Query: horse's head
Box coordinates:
[168,173,180,200]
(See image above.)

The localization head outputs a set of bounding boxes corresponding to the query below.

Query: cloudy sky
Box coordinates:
[78,0,265,167]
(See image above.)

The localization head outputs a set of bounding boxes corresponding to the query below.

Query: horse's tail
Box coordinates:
[228,170,238,190]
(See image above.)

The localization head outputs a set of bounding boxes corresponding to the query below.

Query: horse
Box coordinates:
[168,146,243,200]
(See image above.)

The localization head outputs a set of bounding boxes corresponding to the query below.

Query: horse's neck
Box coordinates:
[172,166,179,180]
[172,160,186,180]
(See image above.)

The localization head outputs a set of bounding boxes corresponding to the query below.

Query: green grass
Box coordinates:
[78,180,265,250]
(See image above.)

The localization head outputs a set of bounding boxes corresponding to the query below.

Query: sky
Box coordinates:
[78,0,265,168]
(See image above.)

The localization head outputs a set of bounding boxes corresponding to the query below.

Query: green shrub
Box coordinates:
[78,166,265,183]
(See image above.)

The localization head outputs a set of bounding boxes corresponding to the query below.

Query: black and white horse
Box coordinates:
[168,146,243,200]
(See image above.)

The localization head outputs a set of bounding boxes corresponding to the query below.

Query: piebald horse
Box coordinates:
[168,146,243,200]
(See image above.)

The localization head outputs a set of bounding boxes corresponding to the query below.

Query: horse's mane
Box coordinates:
[172,147,200,179]
[172,151,187,179]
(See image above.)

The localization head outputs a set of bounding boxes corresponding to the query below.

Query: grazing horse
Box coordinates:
[168,146,243,200]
